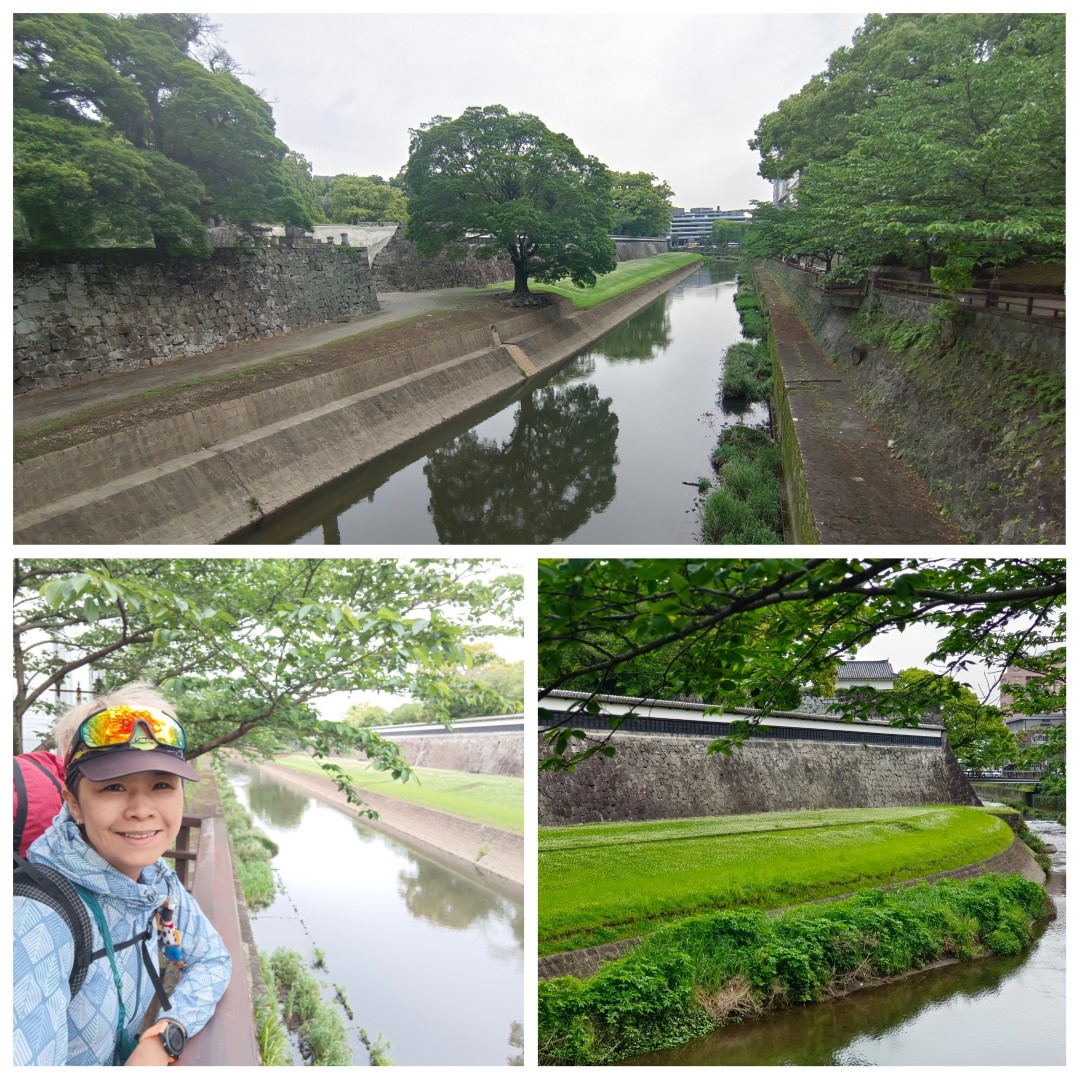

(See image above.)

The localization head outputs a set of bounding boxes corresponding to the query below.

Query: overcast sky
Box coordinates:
[208,10,868,211]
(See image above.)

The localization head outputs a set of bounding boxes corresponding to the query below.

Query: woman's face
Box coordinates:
[65,771,184,880]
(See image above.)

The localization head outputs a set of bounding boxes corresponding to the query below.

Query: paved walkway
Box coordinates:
[755,264,961,543]
[13,288,479,431]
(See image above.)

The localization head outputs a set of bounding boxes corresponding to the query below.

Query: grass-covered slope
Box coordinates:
[539,806,1012,954]
[274,754,524,834]
[539,873,1051,1065]
[489,252,701,308]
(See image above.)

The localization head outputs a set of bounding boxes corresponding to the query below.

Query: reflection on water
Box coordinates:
[424,382,618,543]
[621,820,1066,1066]
[230,262,760,545]
[228,763,523,1066]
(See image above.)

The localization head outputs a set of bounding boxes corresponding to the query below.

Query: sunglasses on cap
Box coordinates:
[66,704,188,769]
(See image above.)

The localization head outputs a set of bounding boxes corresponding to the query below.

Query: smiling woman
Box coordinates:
[13,685,232,1067]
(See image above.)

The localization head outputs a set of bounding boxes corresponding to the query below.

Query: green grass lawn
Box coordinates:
[273,754,524,834]
[489,252,702,309]
[539,805,1013,954]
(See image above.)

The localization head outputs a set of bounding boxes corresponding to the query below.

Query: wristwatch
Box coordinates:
[142,1018,187,1063]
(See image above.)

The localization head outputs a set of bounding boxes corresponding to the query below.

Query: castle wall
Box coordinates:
[538,730,980,826]
[14,245,378,392]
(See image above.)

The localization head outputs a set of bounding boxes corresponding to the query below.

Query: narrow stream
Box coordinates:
[227,762,523,1066]
[228,259,763,545]
[619,819,1066,1065]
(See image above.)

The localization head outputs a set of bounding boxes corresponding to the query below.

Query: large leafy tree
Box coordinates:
[13,12,313,253]
[14,558,522,808]
[748,13,1065,277]
[538,558,1064,769]
[328,174,409,224]
[404,105,616,303]
[894,668,1016,770]
[610,171,673,237]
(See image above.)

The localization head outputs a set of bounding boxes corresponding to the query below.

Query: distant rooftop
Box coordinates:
[837,661,898,681]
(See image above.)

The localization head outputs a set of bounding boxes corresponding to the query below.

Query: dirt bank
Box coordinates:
[256,760,523,901]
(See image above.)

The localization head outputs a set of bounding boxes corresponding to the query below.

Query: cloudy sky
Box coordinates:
[209,10,868,211]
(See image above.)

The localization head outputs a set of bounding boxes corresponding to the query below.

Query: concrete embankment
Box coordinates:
[538,835,1046,981]
[256,761,524,901]
[14,261,699,544]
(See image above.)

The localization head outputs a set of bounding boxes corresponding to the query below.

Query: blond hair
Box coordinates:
[54,682,180,760]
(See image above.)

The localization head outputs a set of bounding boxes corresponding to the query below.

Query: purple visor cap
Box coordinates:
[74,747,201,782]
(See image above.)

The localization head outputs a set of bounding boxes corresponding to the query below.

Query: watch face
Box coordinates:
[162,1023,186,1057]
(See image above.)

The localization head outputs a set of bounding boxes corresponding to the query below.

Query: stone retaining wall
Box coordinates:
[371,732,523,778]
[14,260,702,543]
[538,730,979,826]
[372,225,514,292]
[764,259,1065,543]
[14,246,379,393]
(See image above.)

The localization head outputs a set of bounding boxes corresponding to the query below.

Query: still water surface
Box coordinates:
[620,819,1066,1066]
[227,762,523,1066]
[230,260,762,544]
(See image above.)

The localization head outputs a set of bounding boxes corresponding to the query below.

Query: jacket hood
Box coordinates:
[28,804,174,908]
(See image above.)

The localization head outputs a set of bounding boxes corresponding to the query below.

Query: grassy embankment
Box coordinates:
[699,271,784,543]
[539,806,1013,955]
[538,872,1051,1065]
[210,755,279,908]
[489,252,702,309]
[273,754,524,835]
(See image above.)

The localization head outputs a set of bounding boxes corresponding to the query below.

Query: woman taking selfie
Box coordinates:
[13,687,231,1066]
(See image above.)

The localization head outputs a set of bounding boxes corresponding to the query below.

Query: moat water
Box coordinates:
[226,762,523,1066]
[619,819,1066,1066]
[228,259,763,544]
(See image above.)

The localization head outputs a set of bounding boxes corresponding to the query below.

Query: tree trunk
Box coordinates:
[511,255,531,297]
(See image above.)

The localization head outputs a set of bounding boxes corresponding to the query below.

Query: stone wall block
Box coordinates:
[13,247,380,392]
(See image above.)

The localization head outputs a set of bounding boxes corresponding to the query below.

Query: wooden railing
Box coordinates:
[875,277,1065,322]
[164,814,261,1066]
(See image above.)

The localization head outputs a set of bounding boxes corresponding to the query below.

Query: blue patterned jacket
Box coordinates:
[13,807,232,1066]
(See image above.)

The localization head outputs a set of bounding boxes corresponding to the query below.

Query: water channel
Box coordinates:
[229,259,764,545]
[226,762,524,1066]
[620,818,1066,1066]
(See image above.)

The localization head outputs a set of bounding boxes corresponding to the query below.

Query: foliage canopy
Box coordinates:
[14,12,313,254]
[14,558,522,810]
[610,171,674,237]
[404,104,616,300]
[538,558,1064,769]
[746,13,1065,278]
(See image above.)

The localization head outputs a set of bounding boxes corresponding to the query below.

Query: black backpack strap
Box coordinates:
[13,855,173,1010]
[13,759,28,854]
[23,755,64,793]
[13,855,94,998]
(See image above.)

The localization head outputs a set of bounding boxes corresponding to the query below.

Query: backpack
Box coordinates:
[13,752,66,859]
[13,853,174,1008]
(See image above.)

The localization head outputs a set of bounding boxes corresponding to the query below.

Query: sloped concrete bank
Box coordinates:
[255,761,523,902]
[14,261,699,544]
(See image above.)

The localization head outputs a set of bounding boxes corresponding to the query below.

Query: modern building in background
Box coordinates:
[999,664,1064,745]
[669,207,750,245]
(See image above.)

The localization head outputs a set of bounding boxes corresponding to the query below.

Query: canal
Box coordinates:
[229,259,763,545]
[619,818,1066,1066]
[226,762,524,1066]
